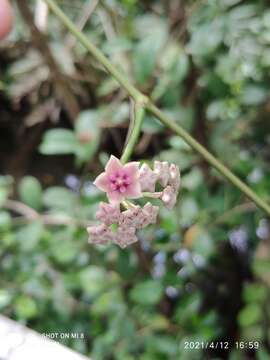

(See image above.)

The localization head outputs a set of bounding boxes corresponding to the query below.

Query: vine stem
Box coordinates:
[120,101,146,164]
[43,0,270,217]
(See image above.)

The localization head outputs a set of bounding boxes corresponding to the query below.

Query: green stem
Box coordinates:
[44,0,270,217]
[146,103,270,216]
[142,192,162,198]
[120,102,145,164]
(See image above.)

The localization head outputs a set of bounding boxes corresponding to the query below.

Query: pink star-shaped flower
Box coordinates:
[94,155,142,204]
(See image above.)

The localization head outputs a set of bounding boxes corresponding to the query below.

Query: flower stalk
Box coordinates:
[43,0,270,217]
[121,101,146,164]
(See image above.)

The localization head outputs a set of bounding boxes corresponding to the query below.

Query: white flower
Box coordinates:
[154,161,170,187]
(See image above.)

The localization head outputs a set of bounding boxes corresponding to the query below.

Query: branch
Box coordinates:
[43,0,270,217]
[4,199,91,227]
[4,199,39,220]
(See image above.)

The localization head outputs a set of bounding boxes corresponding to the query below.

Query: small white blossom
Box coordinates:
[142,202,159,226]
[169,164,181,191]
[119,205,142,228]
[154,161,170,187]
[113,226,138,248]
[120,202,159,229]
[161,185,177,209]
[87,224,113,245]
[139,163,158,192]
[96,202,120,225]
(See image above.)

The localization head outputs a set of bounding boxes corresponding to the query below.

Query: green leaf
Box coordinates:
[160,43,189,84]
[0,188,9,208]
[243,284,267,303]
[182,168,203,190]
[0,176,13,207]
[142,115,164,134]
[238,303,261,327]
[133,37,157,84]
[147,335,178,356]
[240,85,268,106]
[175,293,202,324]
[130,280,163,305]
[79,266,108,296]
[133,24,167,84]
[39,129,77,155]
[75,110,100,136]
[43,186,77,211]
[0,289,12,309]
[187,19,224,57]
[92,289,122,315]
[190,226,214,258]
[51,229,79,265]
[15,295,38,320]
[16,220,43,251]
[18,176,42,210]
[0,211,11,232]
[74,110,101,164]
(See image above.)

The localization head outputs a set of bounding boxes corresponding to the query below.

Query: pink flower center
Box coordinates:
[109,172,131,193]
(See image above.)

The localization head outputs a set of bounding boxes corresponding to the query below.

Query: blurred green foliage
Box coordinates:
[0,0,270,359]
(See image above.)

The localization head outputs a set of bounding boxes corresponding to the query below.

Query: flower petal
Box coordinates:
[107,190,125,204]
[105,155,123,175]
[125,182,142,199]
[124,162,140,179]
[94,172,109,192]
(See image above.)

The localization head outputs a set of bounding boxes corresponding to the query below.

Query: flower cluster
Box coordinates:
[87,156,180,248]
[88,201,159,248]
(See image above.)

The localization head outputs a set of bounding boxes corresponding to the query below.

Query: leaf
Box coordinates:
[0,289,12,309]
[92,289,122,315]
[175,293,202,324]
[130,280,163,305]
[133,37,158,84]
[147,335,178,356]
[15,295,38,320]
[0,211,11,232]
[39,129,77,155]
[75,110,100,136]
[238,303,261,327]
[187,225,214,258]
[181,168,203,190]
[43,186,77,211]
[79,266,108,296]
[16,220,43,251]
[160,43,189,84]
[243,284,267,303]
[179,197,199,226]
[51,229,80,265]
[18,176,42,210]
[51,43,75,75]
[133,22,167,84]
[74,110,101,164]
[0,176,13,207]
[241,85,268,105]
[142,115,164,134]
[187,19,225,57]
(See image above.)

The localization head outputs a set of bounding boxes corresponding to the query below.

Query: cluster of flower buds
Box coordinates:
[88,201,159,248]
[87,156,180,248]
[139,161,181,209]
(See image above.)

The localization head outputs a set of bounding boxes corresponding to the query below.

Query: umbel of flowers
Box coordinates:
[87,156,181,248]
